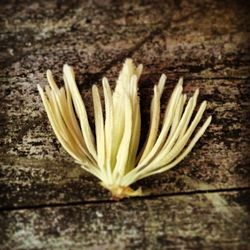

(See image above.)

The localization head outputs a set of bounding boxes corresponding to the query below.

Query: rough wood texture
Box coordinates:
[0,0,249,249]
[1,191,249,249]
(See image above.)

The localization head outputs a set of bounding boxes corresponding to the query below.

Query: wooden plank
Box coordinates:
[0,0,250,248]
[104,0,250,80]
[0,190,249,249]
[1,77,249,208]
[0,0,250,208]
[0,0,172,70]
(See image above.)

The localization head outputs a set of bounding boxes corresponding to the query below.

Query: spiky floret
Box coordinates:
[38,59,211,199]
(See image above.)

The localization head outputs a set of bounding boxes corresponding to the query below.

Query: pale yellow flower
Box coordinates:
[38,59,211,199]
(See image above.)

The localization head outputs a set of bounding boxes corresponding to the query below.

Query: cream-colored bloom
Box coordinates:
[38,59,211,199]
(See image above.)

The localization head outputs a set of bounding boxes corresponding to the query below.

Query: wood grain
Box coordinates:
[1,191,249,249]
[0,0,249,249]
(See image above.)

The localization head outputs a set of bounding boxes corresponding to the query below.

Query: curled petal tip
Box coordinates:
[63,63,72,72]
[178,77,184,86]
[37,84,42,92]
[207,115,212,123]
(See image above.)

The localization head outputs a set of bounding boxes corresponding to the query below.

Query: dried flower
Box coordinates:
[38,59,211,199]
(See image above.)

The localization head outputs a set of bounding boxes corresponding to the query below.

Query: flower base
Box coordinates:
[100,183,142,200]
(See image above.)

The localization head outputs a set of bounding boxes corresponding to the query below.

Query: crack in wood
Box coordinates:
[1,187,249,212]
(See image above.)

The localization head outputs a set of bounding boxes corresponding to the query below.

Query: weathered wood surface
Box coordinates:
[0,0,250,249]
[1,191,250,250]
